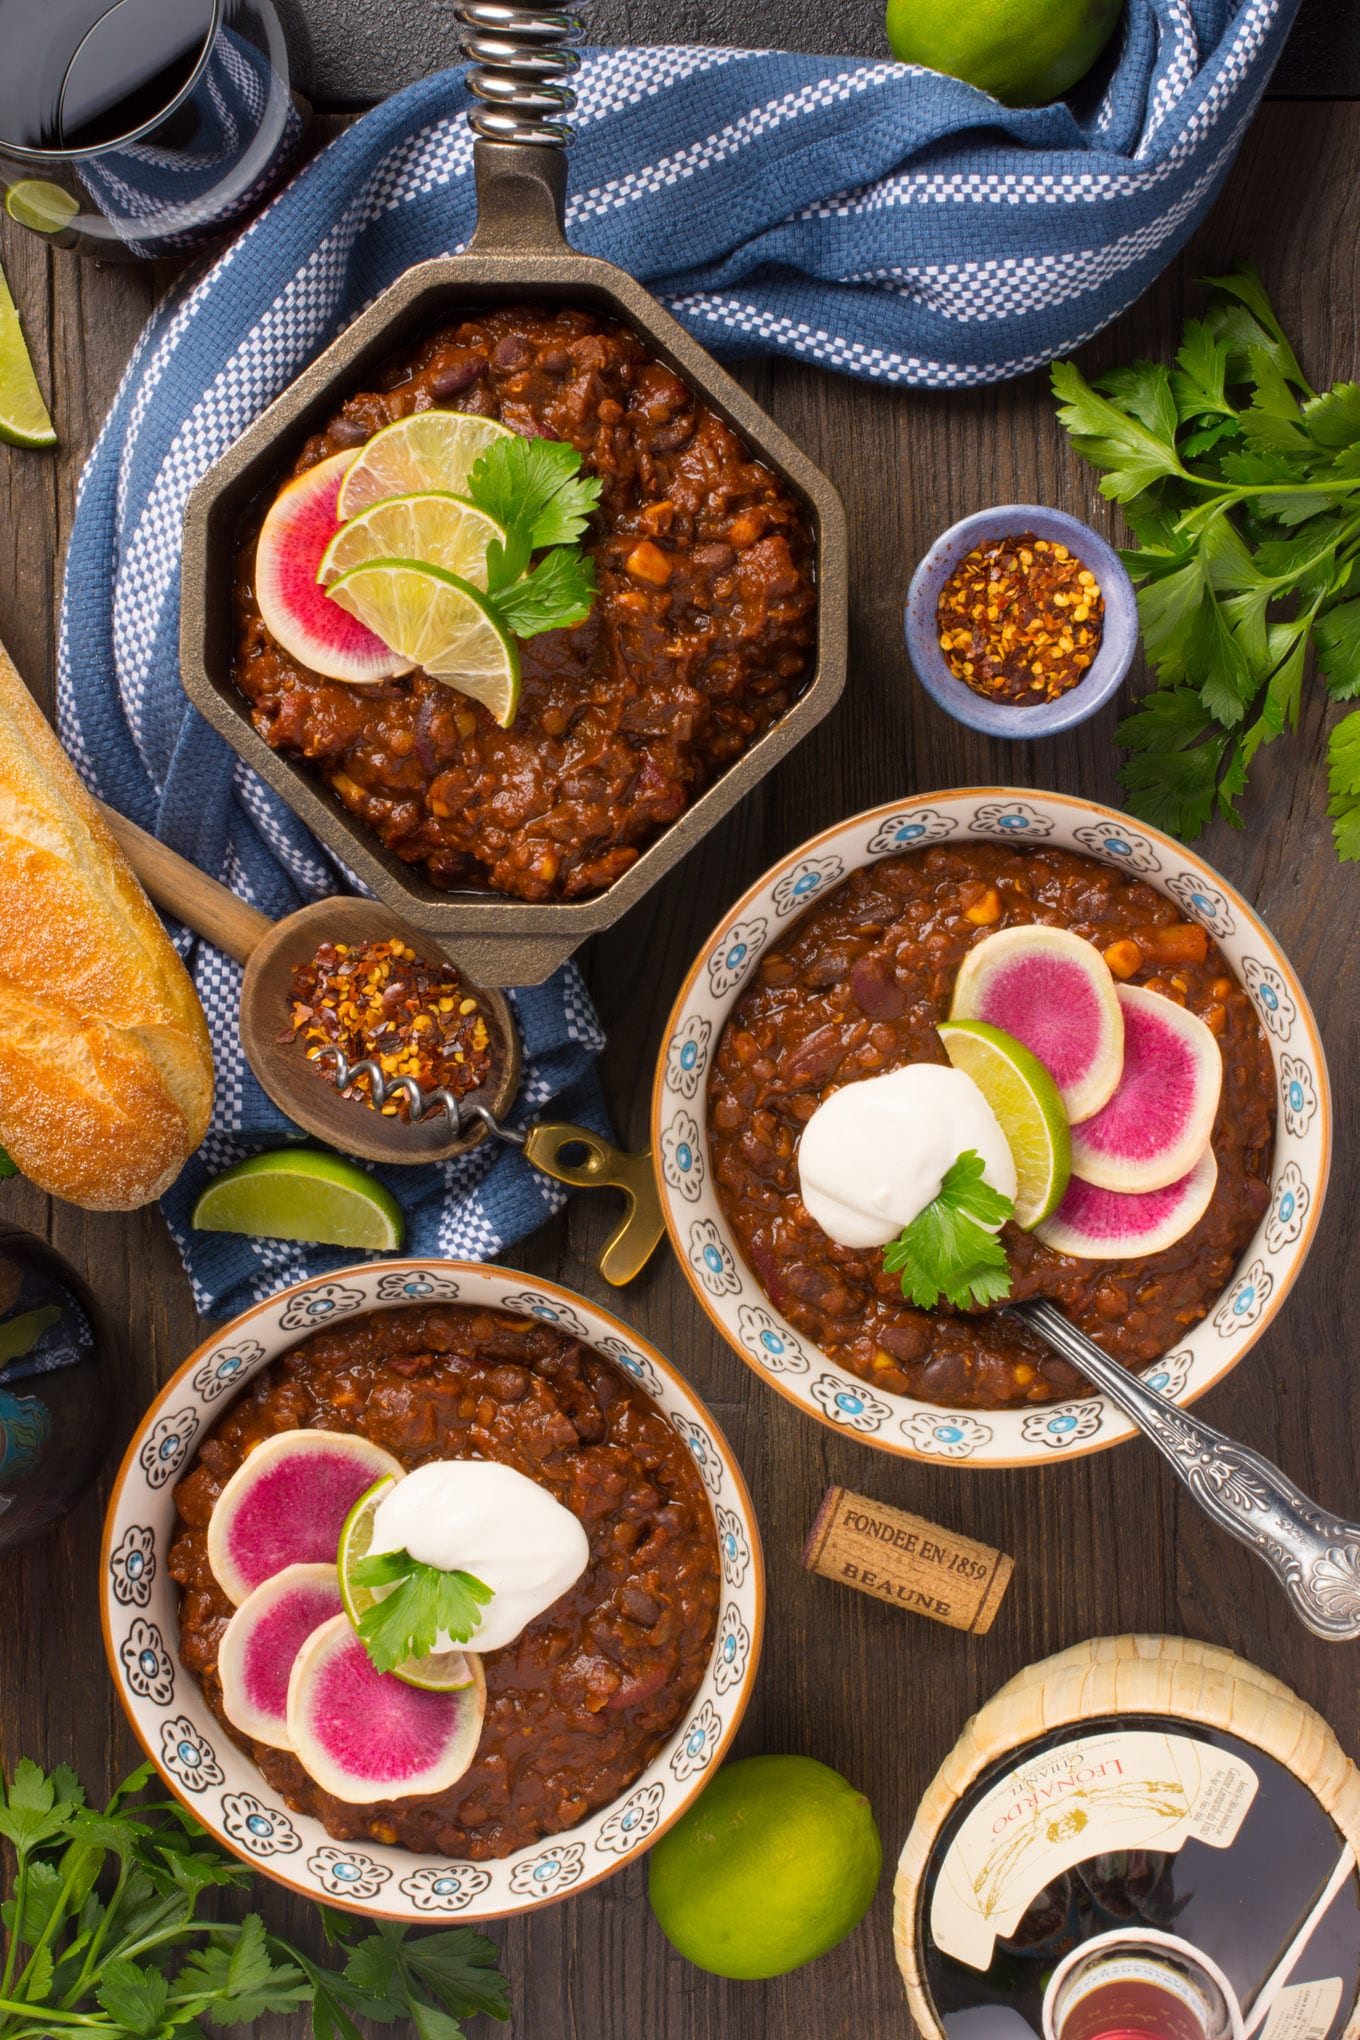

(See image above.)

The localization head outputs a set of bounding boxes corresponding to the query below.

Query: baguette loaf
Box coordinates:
[0,640,213,1208]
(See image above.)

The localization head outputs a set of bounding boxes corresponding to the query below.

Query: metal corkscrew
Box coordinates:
[307,1042,665,1289]
[453,1,587,145]
[307,1042,526,1148]
[1014,1299,1360,1641]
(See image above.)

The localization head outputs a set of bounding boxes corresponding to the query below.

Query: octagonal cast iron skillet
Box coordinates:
[177,4,849,988]
[101,805,664,1285]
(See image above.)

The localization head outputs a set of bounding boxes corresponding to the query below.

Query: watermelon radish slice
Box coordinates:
[207,1429,403,1606]
[1070,984,1222,1193]
[1035,1148,1218,1260]
[287,1613,486,1804]
[950,925,1123,1125]
[255,451,411,684]
[218,1563,343,1749]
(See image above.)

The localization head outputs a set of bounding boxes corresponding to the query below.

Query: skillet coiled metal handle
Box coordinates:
[1013,1298,1360,1641]
[454,2,586,145]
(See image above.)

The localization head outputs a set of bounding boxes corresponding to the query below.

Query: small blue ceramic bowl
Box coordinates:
[904,504,1138,739]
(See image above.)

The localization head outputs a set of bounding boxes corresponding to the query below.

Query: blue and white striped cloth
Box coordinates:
[58,3,1295,1317]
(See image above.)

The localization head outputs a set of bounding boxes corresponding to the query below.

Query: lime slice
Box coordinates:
[328,558,520,726]
[0,260,55,450]
[5,180,80,236]
[318,491,506,590]
[338,1476,478,1693]
[191,1149,404,1249]
[336,412,513,520]
[938,1018,1071,1228]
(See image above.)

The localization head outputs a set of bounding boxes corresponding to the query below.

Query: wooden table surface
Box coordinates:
[2,78,1360,2040]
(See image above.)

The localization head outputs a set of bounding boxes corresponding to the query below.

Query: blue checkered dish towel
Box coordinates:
[59,0,1295,1318]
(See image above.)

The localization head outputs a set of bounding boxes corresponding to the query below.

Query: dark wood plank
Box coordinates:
[1,94,1359,2040]
[294,0,1360,107]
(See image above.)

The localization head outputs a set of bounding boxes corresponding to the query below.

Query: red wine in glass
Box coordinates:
[0,0,304,257]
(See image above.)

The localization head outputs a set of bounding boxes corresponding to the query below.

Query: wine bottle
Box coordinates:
[911,1717,1360,2040]
[0,1226,110,1547]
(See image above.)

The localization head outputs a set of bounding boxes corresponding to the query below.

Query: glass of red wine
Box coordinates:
[0,0,305,258]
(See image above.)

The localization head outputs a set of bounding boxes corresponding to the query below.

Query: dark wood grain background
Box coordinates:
[2,29,1359,2040]
[287,0,1360,101]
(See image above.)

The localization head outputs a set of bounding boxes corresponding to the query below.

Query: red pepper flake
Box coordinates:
[289,937,494,1118]
[935,532,1105,706]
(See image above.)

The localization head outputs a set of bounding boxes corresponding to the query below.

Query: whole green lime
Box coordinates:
[885,0,1124,107]
[647,1755,882,1979]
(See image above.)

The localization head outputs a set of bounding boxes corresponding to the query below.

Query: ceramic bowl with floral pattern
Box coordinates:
[101,1262,763,1920]
[652,790,1330,1468]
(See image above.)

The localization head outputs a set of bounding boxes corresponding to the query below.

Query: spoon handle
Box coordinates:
[1013,1298,1360,1641]
[99,802,272,965]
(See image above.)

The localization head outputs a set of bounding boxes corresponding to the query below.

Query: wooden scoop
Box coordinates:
[101,807,664,1284]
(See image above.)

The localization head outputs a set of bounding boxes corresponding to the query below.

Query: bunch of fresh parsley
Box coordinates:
[461,435,600,641]
[882,1151,1015,1312]
[0,1758,509,2040]
[1051,262,1360,858]
[351,1551,493,1675]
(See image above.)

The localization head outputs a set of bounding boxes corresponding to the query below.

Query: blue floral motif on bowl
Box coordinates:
[160,1716,223,1792]
[705,917,768,999]
[110,1524,157,1608]
[865,808,957,856]
[735,1303,810,1375]
[594,1782,665,1856]
[400,1864,493,1911]
[221,1792,301,1859]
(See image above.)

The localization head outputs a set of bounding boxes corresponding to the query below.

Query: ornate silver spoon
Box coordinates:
[1011,1299,1360,1641]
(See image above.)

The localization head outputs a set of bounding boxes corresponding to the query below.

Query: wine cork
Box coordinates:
[802,1486,1013,1635]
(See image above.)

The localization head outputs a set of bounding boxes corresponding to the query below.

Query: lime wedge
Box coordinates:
[0,260,55,449]
[318,491,505,590]
[328,557,520,726]
[191,1149,404,1249]
[338,1476,478,1693]
[938,1019,1071,1228]
[336,412,513,520]
[5,180,80,236]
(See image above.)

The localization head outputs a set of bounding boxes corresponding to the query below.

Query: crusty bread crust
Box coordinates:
[0,643,213,1209]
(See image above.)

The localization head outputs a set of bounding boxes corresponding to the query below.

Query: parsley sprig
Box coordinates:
[882,1150,1015,1312]
[1051,262,1360,857]
[0,1757,509,2039]
[462,435,600,638]
[352,1548,493,1674]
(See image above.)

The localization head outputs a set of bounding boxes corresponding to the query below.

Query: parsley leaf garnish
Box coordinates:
[489,545,596,639]
[352,1548,494,1673]
[882,1150,1015,1312]
[464,433,602,601]
[1051,261,1360,858]
[0,1758,510,2038]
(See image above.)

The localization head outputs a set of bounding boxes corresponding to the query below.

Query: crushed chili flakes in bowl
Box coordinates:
[288,937,494,1118]
[936,532,1104,706]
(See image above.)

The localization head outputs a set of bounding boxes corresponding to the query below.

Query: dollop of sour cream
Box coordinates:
[368,1460,590,1654]
[796,1064,1018,1249]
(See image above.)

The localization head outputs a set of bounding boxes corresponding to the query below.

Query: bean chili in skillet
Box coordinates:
[233,305,817,902]
[169,1303,720,1859]
[707,843,1276,1410]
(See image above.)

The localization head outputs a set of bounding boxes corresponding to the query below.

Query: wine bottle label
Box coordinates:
[1259,1980,1344,2040]
[931,1730,1259,1970]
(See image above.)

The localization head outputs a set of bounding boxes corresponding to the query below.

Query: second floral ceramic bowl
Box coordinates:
[101,1261,763,1921]
[652,789,1330,1469]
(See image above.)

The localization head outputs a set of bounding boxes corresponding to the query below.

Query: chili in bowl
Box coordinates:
[101,1261,762,1922]
[652,790,1329,1469]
